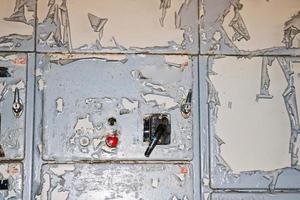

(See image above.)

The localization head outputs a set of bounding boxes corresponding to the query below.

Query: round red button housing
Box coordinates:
[105,134,119,148]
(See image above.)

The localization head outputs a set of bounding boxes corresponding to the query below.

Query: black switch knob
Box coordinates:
[144,117,169,157]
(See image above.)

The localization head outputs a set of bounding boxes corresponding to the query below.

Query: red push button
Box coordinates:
[105,134,119,148]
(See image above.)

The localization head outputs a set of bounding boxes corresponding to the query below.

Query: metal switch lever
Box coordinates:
[181,89,192,119]
[144,116,169,157]
[12,88,23,118]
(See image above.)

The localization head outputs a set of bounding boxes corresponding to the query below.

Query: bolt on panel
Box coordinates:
[0,54,27,160]
[203,55,300,189]
[200,0,300,56]
[0,0,35,51]
[36,54,196,161]
[36,164,193,200]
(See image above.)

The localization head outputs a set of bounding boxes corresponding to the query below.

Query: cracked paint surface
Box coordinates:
[0,163,23,200]
[37,164,193,200]
[1,0,299,198]
[206,56,300,190]
[200,0,300,55]
[200,1,300,197]
[0,0,35,51]
[0,54,26,160]
[36,54,194,161]
[36,0,198,53]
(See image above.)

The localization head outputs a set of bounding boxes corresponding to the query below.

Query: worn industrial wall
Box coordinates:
[0,0,299,199]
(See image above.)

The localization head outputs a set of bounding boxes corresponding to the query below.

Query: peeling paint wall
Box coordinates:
[36,54,194,162]
[0,52,34,200]
[33,0,199,199]
[36,0,198,53]
[1,0,300,199]
[37,164,193,200]
[0,54,26,160]
[201,0,300,199]
[0,0,35,51]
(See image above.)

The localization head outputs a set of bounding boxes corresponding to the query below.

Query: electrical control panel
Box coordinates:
[36,54,196,161]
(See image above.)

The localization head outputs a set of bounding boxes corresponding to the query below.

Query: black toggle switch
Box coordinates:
[144,114,171,157]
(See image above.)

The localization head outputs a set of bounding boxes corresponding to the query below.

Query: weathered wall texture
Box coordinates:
[0,0,299,199]
[201,0,300,199]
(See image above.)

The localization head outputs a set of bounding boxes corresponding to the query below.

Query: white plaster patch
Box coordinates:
[211,57,291,172]
[204,193,210,200]
[11,81,25,92]
[202,178,209,186]
[37,173,50,200]
[37,144,43,155]
[121,98,138,111]
[140,63,187,83]
[74,115,94,131]
[51,188,69,200]
[38,79,45,91]
[35,68,43,76]
[175,173,185,182]
[171,196,180,200]
[144,82,166,92]
[50,165,75,176]
[142,93,178,110]
[151,178,159,188]
[164,55,190,69]
[56,98,64,113]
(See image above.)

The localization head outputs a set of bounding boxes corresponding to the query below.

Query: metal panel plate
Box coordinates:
[36,54,195,161]
[200,0,300,56]
[204,55,300,189]
[36,0,198,54]
[0,163,23,200]
[0,0,35,51]
[36,163,193,200]
[0,54,27,160]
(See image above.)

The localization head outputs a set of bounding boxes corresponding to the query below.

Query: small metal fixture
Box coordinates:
[12,88,23,118]
[144,113,171,157]
[181,89,192,119]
